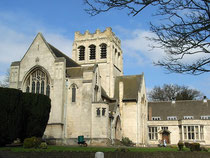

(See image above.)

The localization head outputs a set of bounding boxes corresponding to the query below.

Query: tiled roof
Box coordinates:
[114,75,143,101]
[149,100,210,120]
[47,43,80,68]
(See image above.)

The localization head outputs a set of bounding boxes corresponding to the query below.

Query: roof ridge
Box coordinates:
[47,43,80,67]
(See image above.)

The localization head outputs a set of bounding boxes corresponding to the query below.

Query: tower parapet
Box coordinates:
[74,27,121,48]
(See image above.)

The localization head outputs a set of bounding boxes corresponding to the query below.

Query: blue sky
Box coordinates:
[0,0,209,97]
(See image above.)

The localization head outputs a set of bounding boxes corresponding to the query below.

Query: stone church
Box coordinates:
[9,28,210,146]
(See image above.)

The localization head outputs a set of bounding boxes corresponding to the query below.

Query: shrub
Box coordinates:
[184,142,190,148]
[190,143,201,152]
[121,137,134,147]
[115,148,130,152]
[39,142,48,149]
[23,137,42,148]
[177,141,184,151]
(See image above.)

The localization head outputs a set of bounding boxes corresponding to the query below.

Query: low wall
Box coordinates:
[1,151,210,158]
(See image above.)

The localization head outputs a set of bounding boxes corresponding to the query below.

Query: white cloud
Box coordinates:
[44,33,73,57]
[0,11,73,69]
[121,29,165,67]
[120,28,210,67]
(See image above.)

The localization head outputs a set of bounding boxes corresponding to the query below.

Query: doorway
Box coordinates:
[162,130,170,144]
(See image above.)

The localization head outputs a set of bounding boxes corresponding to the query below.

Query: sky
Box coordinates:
[0,0,209,98]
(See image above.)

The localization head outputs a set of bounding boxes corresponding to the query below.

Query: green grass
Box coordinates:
[0,146,191,153]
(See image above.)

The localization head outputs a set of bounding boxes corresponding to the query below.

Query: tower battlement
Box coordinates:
[74,27,121,47]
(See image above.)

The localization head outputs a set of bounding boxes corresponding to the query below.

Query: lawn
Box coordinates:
[0,146,191,153]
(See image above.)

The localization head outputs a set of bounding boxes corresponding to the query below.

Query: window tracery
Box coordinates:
[25,69,50,96]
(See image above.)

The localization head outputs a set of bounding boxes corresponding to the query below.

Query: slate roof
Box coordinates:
[47,43,80,68]
[101,87,110,100]
[11,61,20,66]
[114,75,143,101]
[149,100,210,120]
[109,102,118,113]
[66,66,94,78]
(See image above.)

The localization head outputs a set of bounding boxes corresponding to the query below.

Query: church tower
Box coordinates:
[72,27,123,98]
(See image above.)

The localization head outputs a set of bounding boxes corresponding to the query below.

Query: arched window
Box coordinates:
[72,86,76,102]
[115,49,118,66]
[25,68,50,96]
[78,46,85,61]
[89,44,96,60]
[100,43,107,59]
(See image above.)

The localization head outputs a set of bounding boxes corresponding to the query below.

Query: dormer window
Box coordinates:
[201,116,210,120]
[89,44,96,60]
[78,46,85,61]
[100,43,107,59]
[183,116,194,120]
[152,117,161,121]
[167,116,177,120]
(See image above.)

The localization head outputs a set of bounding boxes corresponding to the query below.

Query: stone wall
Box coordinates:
[1,151,210,158]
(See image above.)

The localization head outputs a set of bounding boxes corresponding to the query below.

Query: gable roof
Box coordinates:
[149,100,210,120]
[114,75,143,101]
[47,43,79,67]
[66,66,95,78]
[20,32,79,68]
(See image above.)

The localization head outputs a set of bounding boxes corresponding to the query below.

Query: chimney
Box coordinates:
[172,97,176,104]
[203,96,207,103]
[148,106,152,121]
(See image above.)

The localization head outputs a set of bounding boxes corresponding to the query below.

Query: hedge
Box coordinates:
[0,88,23,146]
[0,87,51,146]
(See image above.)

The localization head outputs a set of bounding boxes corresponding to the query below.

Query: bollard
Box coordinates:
[95,152,104,158]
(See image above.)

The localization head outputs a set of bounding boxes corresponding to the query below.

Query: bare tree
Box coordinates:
[84,0,210,75]
[0,69,10,88]
[148,84,203,101]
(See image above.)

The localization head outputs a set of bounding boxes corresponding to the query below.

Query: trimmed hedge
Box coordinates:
[0,88,23,146]
[22,93,51,139]
[0,87,51,146]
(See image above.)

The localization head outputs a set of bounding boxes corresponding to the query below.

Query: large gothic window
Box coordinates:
[78,46,85,61]
[89,44,96,60]
[25,69,50,96]
[100,43,107,59]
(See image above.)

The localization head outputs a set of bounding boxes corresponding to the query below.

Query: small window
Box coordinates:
[200,116,210,120]
[100,43,107,59]
[167,116,177,120]
[102,108,106,116]
[161,127,168,130]
[72,86,76,102]
[96,108,100,116]
[183,116,194,120]
[89,45,96,60]
[78,46,85,60]
[152,117,161,121]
